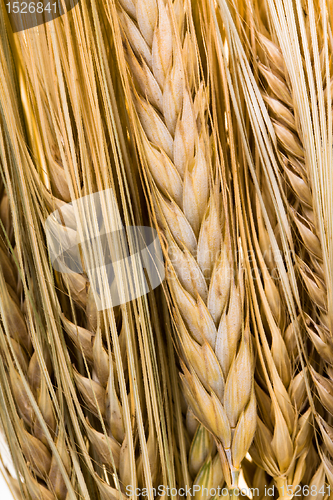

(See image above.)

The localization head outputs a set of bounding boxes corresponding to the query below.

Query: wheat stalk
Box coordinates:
[0,188,72,499]
[108,0,257,491]
[0,8,164,498]
[0,20,87,497]
[251,2,333,483]
[2,1,186,496]
[200,2,316,495]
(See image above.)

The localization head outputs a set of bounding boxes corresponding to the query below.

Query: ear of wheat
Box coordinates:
[108,0,257,492]
[0,2,182,497]
[204,1,320,497]
[248,0,333,484]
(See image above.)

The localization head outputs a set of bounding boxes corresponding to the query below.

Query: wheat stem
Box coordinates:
[0,189,71,499]
[112,0,256,489]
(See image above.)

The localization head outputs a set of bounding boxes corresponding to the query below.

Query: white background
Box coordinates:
[0,474,14,499]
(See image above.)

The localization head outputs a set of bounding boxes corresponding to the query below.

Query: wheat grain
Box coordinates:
[186,420,225,495]
[306,465,330,500]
